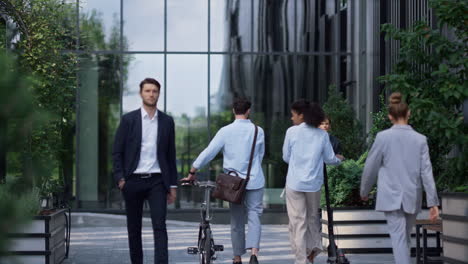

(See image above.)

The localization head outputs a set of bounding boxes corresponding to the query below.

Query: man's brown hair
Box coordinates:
[139,78,161,93]
[233,97,252,115]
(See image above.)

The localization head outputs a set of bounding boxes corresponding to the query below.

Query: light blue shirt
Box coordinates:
[193,119,265,190]
[282,122,341,192]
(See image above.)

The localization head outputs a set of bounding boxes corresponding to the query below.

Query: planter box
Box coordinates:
[440,193,468,264]
[321,207,438,254]
[4,208,68,264]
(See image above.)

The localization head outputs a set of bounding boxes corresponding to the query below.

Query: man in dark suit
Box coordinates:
[112,77,178,264]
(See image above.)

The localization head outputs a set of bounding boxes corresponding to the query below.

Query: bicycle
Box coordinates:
[180,179,224,264]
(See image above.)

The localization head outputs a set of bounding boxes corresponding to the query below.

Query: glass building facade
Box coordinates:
[73,0,386,210]
[4,0,430,210]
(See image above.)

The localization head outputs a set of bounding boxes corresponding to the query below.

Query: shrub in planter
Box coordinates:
[323,86,365,160]
[0,175,41,256]
[321,152,376,208]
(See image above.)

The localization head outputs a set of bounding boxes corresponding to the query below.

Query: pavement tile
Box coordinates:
[62,213,400,264]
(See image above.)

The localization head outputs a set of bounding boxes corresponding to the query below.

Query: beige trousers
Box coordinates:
[286,187,322,264]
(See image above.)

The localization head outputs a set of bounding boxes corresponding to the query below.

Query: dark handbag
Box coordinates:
[211,125,258,204]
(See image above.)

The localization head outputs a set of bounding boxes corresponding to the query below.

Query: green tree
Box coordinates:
[323,86,365,160]
[368,95,392,146]
[0,53,43,255]
[380,0,468,191]
[2,0,77,200]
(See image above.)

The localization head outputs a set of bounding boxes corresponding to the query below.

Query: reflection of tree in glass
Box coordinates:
[173,113,208,178]
[80,10,133,198]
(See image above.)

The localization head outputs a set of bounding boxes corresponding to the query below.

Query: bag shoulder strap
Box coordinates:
[246,124,258,182]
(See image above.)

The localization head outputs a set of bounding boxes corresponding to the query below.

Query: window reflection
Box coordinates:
[209,55,231,197]
[211,0,252,52]
[167,0,208,51]
[166,55,208,208]
[122,55,165,113]
[123,0,164,51]
[72,0,359,210]
[77,54,122,208]
[79,0,120,50]
[251,55,292,193]
[253,0,295,52]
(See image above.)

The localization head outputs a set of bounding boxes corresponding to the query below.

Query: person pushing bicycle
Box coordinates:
[182,97,265,264]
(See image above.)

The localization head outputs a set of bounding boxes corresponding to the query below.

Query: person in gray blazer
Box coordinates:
[360,92,440,264]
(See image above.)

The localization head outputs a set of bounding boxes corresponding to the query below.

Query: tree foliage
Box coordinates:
[3,0,77,192]
[380,0,468,191]
[0,53,43,256]
[321,153,375,208]
[323,86,365,160]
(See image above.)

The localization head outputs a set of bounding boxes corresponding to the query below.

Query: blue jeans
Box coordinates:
[230,188,264,256]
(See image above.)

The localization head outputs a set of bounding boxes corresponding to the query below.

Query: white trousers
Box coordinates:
[286,187,322,264]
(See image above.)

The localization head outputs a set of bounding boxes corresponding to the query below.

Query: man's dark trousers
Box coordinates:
[122,174,168,264]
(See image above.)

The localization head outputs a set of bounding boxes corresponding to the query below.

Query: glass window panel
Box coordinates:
[166,55,208,209]
[253,0,294,52]
[294,55,318,100]
[77,54,122,208]
[340,55,353,97]
[208,54,230,205]
[123,0,164,51]
[79,0,120,51]
[210,55,231,116]
[296,0,320,52]
[167,0,208,51]
[294,55,335,104]
[211,0,252,52]
[251,55,295,208]
[123,55,165,113]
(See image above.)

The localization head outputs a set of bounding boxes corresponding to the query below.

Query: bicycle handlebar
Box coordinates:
[180,180,217,189]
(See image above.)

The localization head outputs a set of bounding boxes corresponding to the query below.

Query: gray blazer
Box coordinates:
[360,125,439,214]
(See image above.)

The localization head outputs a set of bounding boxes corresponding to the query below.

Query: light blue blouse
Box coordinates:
[193,119,265,190]
[283,122,341,192]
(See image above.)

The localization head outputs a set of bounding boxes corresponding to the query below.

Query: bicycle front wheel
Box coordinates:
[199,227,212,264]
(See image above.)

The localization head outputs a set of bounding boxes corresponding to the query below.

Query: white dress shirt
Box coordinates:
[192,119,265,190]
[133,107,161,174]
[283,122,341,192]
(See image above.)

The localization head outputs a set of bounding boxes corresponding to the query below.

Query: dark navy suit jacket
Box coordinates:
[112,109,178,191]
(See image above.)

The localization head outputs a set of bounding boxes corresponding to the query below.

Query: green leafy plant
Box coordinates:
[380,0,468,192]
[368,95,392,145]
[0,175,40,256]
[321,152,375,208]
[2,0,77,196]
[323,86,365,160]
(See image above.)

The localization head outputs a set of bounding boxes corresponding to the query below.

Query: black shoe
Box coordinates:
[249,255,259,264]
[233,258,242,264]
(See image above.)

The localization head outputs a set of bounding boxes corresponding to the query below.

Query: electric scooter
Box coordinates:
[323,165,350,264]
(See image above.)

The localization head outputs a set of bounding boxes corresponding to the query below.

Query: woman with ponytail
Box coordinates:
[360,92,440,264]
[282,99,344,264]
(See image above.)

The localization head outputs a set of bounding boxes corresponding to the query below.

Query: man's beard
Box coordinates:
[143,99,157,107]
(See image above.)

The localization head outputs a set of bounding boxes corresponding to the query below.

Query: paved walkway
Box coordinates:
[62,213,398,264]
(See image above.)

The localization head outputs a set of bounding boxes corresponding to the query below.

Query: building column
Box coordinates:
[77,57,99,208]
